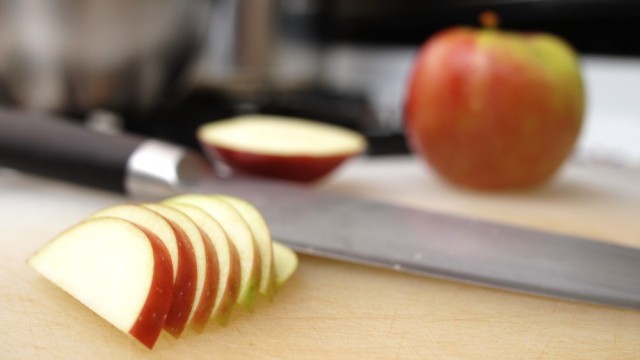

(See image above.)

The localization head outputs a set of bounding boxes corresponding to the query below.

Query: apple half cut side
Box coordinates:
[90,204,197,338]
[141,203,218,333]
[167,203,241,326]
[28,218,174,349]
[218,195,276,300]
[197,115,367,183]
[165,194,261,312]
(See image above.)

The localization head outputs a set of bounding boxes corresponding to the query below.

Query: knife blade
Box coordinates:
[1,108,639,309]
[194,176,640,310]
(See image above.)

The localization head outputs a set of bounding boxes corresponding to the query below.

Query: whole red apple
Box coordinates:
[404,15,584,190]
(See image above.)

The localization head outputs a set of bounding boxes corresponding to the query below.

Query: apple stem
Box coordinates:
[479,11,500,28]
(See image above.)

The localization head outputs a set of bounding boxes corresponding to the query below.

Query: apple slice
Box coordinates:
[197,115,367,182]
[218,195,276,300]
[28,218,173,349]
[90,204,197,337]
[272,241,298,289]
[141,203,218,333]
[165,194,261,312]
[167,202,241,326]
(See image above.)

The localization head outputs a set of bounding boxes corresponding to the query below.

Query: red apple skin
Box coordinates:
[91,204,197,338]
[404,27,584,190]
[160,219,198,337]
[189,230,219,333]
[202,144,354,183]
[128,226,174,349]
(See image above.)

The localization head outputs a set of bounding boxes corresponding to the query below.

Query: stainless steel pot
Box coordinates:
[0,0,321,118]
[200,0,321,97]
[0,0,213,115]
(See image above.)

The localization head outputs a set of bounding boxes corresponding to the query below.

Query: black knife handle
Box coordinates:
[0,108,144,192]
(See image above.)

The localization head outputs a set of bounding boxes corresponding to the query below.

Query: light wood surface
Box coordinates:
[1,156,638,359]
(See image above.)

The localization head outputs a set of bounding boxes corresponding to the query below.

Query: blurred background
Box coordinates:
[1,0,639,166]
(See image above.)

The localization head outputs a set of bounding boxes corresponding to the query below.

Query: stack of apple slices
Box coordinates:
[28,194,298,349]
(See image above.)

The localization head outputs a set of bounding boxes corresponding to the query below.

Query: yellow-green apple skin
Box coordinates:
[404,26,584,190]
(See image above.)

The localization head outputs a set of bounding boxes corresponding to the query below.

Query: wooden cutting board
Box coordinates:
[1,156,638,359]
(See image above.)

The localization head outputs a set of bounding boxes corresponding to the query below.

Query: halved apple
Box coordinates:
[141,203,218,332]
[28,218,174,349]
[273,241,298,289]
[167,202,241,326]
[165,194,261,312]
[90,204,197,337]
[197,115,367,182]
[218,195,276,300]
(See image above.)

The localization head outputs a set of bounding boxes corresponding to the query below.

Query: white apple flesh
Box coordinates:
[273,241,298,289]
[90,204,197,337]
[167,202,241,326]
[165,194,261,312]
[197,115,367,182]
[218,195,276,300]
[141,203,218,333]
[28,218,174,349]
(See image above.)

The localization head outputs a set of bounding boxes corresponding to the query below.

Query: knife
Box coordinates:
[1,108,639,310]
